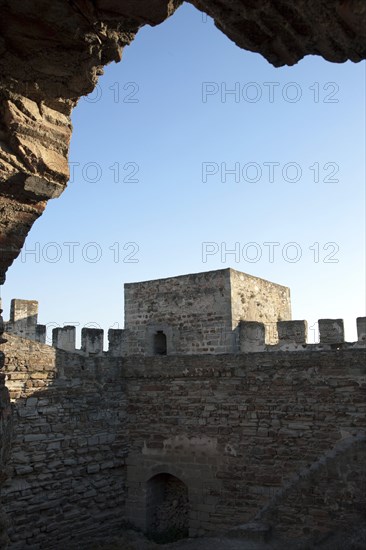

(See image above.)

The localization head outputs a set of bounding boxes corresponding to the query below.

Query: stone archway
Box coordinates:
[146,473,189,543]
[0,0,366,545]
[0,1,365,284]
[126,454,223,538]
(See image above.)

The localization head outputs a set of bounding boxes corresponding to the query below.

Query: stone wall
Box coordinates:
[124,351,366,539]
[2,333,366,547]
[256,434,366,541]
[2,333,127,549]
[229,269,291,340]
[0,306,12,549]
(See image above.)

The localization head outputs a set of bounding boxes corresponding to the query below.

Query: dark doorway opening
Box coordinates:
[146,473,189,543]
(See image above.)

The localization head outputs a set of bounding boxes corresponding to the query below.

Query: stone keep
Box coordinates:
[124,268,291,355]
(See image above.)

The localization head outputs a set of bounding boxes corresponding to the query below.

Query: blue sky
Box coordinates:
[2,3,365,344]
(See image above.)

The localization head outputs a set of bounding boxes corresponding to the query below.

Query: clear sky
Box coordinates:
[1,3,365,345]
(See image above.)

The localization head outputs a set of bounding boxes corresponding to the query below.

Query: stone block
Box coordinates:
[81,328,104,355]
[35,324,46,344]
[356,317,366,342]
[318,319,344,344]
[228,522,271,542]
[52,326,76,352]
[277,320,307,344]
[87,464,100,474]
[239,321,265,352]
[108,329,126,356]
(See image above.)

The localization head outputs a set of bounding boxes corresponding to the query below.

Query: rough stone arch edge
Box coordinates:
[144,464,190,485]
[0,0,366,284]
[0,0,366,543]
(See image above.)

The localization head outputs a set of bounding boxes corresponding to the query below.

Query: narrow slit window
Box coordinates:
[154,331,167,355]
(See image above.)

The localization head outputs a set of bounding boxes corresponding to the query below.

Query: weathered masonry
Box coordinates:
[0,2,365,546]
[1,269,366,548]
[123,268,291,354]
[1,1,366,286]
[7,269,292,355]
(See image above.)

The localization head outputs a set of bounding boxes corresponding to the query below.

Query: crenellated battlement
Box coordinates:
[52,325,128,356]
[240,318,366,352]
[3,298,366,356]
[3,299,129,356]
[47,319,366,356]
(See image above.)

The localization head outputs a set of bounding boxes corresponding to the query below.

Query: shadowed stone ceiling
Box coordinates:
[0,0,365,284]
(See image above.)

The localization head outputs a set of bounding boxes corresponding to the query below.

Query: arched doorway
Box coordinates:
[154,331,167,355]
[146,473,189,543]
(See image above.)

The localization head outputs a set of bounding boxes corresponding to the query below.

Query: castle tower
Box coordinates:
[124,268,291,355]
